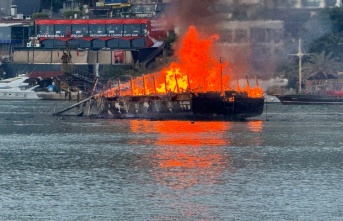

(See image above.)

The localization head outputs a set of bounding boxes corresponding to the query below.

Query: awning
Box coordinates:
[30,71,63,79]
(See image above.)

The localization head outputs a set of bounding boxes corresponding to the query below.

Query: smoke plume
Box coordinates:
[163,0,252,79]
[165,0,221,36]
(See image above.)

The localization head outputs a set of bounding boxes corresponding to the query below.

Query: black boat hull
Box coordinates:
[99,91,264,120]
[275,94,343,105]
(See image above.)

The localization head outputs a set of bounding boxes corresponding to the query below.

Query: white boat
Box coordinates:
[0,75,41,100]
[264,94,281,103]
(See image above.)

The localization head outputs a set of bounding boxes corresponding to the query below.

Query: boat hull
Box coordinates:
[0,91,41,100]
[0,75,41,100]
[98,91,264,121]
[36,91,81,100]
[275,94,343,105]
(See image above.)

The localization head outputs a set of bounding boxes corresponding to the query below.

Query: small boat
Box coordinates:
[275,92,343,105]
[0,75,41,100]
[274,77,343,105]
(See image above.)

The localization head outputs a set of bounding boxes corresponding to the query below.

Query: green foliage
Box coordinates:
[32,13,50,19]
[63,10,83,18]
[275,50,343,88]
[321,7,343,33]
[308,8,343,58]
[160,30,177,49]
[301,51,343,79]
[278,8,343,85]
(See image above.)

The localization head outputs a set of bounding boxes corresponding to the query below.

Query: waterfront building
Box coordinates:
[1,0,342,79]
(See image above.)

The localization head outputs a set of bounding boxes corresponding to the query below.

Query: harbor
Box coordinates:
[1,100,343,220]
[2,0,343,220]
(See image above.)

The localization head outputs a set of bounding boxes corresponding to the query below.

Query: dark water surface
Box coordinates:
[1,100,343,220]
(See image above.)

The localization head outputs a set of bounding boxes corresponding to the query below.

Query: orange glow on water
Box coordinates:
[129,120,231,189]
[127,120,265,189]
[130,120,229,146]
[100,26,263,98]
[153,147,227,189]
[247,120,263,133]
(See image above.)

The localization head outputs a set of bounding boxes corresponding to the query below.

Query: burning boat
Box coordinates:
[54,26,265,120]
[98,91,264,121]
[95,26,264,120]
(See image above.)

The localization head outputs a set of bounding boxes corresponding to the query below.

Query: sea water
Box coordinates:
[1,100,343,220]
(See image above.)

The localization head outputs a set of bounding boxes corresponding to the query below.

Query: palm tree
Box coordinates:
[274,50,343,90]
[301,51,343,80]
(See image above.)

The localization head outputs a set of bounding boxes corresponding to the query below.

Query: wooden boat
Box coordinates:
[98,90,265,121]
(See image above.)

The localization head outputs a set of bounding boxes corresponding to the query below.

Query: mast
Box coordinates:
[297,38,304,93]
[219,57,223,93]
[289,38,307,93]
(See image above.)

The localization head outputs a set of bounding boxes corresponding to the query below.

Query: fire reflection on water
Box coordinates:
[131,121,230,189]
[130,120,231,146]
[130,120,232,189]
[126,119,264,218]
[129,120,263,189]
[247,120,263,133]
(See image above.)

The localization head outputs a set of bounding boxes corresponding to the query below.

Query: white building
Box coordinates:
[217,20,284,77]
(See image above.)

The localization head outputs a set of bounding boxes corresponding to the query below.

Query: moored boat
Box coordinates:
[275,38,343,105]
[275,92,343,105]
[0,75,41,100]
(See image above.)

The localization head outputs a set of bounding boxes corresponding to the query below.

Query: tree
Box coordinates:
[32,13,49,19]
[160,30,177,49]
[63,10,83,18]
[323,7,343,33]
[307,8,343,61]
[276,7,343,87]
[301,51,343,80]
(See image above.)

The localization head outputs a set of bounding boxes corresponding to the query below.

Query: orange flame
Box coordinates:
[101,26,263,98]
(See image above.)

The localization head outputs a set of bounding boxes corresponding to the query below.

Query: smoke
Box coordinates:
[165,0,221,36]
[162,1,337,79]
[163,0,255,79]
[302,12,332,48]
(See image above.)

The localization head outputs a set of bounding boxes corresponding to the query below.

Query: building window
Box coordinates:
[272,29,283,44]
[106,24,123,36]
[71,24,88,35]
[234,29,248,43]
[89,24,106,35]
[37,25,54,35]
[303,0,321,7]
[253,46,272,60]
[220,29,233,43]
[55,25,69,36]
[251,28,265,43]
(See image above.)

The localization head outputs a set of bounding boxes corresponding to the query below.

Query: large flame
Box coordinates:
[101,26,263,98]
